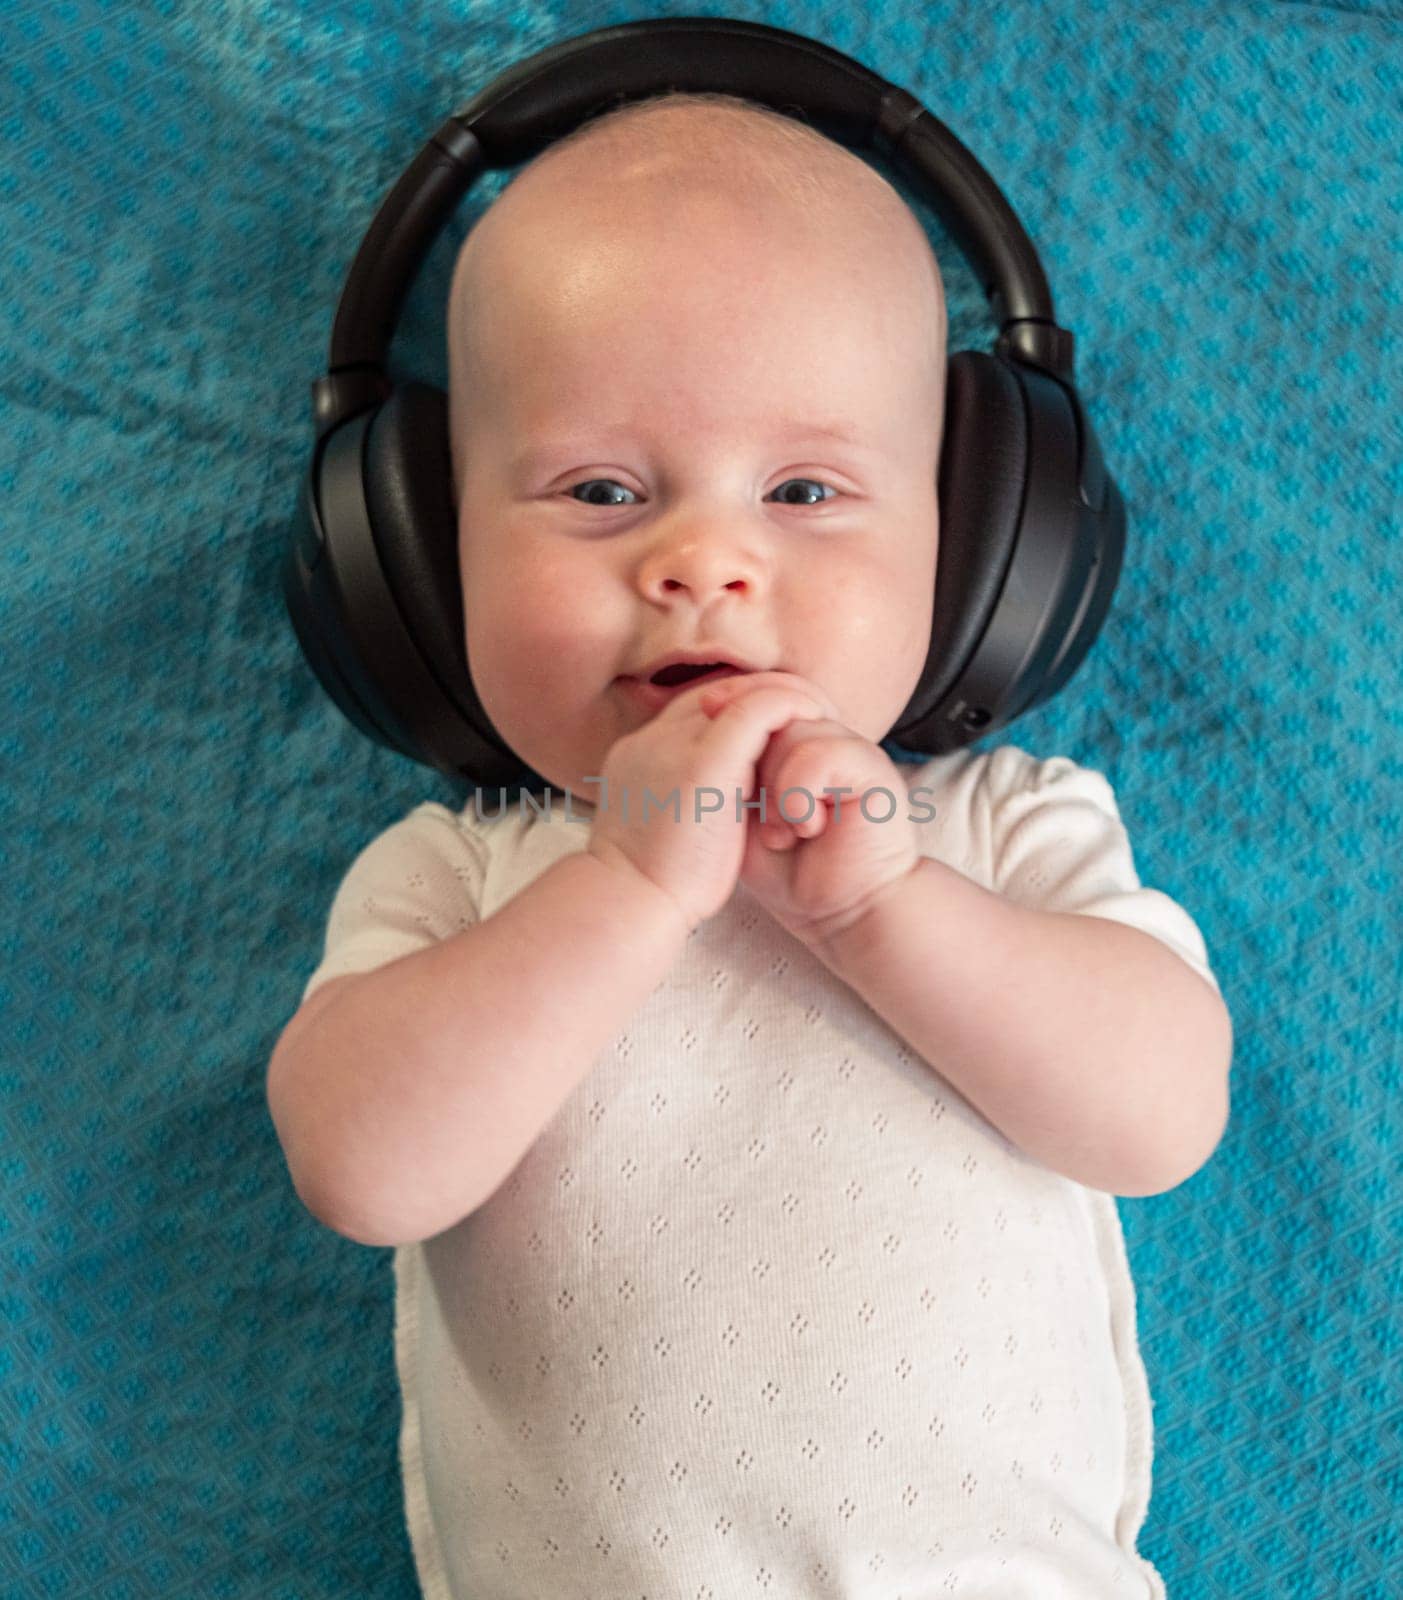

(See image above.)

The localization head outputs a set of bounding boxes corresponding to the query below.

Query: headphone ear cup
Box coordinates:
[892,349,1126,755]
[360,382,543,786]
[891,350,1027,753]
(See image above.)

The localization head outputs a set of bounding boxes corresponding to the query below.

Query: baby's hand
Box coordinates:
[697,672,922,950]
[586,671,832,933]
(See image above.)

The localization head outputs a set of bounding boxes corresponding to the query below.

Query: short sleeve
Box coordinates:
[299,802,489,1006]
[980,746,1223,998]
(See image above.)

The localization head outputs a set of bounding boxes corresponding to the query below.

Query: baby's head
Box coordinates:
[446,92,947,804]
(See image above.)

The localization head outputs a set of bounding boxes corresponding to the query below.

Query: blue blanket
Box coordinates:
[4,1,1398,1594]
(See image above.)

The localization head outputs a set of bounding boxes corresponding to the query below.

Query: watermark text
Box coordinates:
[468,781,940,826]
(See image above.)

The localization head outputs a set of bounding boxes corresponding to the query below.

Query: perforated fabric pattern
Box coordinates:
[302,747,1201,1597]
[299,804,489,1006]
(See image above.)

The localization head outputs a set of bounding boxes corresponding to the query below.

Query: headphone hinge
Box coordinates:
[312,367,392,441]
[996,319,1076,385]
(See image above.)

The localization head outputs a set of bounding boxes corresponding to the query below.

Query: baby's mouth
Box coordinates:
[649,662,744,688]
[617,662,751,714]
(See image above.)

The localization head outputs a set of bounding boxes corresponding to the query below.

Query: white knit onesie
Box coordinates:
[300,744,1222,1599]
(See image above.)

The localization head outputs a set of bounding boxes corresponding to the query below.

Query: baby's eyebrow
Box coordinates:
[773,420,870,446]
[509,421,876,480]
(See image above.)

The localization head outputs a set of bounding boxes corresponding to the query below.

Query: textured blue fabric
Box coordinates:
[3,1,1399,1595]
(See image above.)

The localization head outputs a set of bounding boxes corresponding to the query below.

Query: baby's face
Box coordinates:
[451,178,945,806]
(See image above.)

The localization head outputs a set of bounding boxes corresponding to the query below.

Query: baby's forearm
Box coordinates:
[268,850,690,1246]
[808,857,1233,1196]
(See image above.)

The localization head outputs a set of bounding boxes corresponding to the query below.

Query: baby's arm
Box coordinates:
[807,856,1233,1197]
[267,850,689,1246]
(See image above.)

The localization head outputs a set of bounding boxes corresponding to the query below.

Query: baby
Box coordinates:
[268,93,1233,1599]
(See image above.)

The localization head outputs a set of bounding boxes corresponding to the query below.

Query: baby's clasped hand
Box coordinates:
[700,671,921,949]
[585,669,920,949]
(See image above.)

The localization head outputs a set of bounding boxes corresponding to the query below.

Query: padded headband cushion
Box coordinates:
[899,349,1028,728]
[363,382,476,714]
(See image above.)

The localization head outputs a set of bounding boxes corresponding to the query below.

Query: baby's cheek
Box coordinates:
[797,568,898,661]
[470,549,609,694]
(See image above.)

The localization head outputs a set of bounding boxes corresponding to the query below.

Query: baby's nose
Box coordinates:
[638,534,760,602]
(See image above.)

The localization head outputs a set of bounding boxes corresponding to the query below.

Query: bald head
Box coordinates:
[446,93,947,505]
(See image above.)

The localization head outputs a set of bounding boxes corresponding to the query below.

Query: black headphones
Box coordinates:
[283,14,1126,791]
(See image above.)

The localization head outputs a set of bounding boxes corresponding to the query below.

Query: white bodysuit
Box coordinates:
[299,744,1222,1599]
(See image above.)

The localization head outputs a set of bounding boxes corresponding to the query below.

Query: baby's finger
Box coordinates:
[769,733,896,839]
[755,719,863,830]
[694,685,829,784]
[761,815,797,851]
[699,670,841,723]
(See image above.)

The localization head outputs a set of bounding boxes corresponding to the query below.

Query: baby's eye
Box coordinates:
[769,478,836,506]
[565,477,836,507]
[569,479,637,507]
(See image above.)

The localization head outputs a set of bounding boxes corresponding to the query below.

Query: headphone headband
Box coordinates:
[312,15,1075,442]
